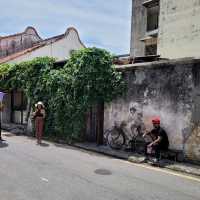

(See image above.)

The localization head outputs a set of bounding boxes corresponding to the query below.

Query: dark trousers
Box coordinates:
[145,142,168,159]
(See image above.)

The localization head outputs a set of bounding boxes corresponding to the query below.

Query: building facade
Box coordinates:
[0,27,85,126]
[131,0,200,59]
[104,57,200,161]
[0,27,85,64]
[0,27,41,59]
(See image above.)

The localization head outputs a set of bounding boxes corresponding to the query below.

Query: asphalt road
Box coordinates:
[0,131,200,200]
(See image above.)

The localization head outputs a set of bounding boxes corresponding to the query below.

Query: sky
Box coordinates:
[0,0,132,55]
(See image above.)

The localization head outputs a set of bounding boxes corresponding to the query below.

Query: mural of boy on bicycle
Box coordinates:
[105,102,169,164]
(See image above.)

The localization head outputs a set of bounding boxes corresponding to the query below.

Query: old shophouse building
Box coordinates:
[0,26,85,125]
[131,0,200,59]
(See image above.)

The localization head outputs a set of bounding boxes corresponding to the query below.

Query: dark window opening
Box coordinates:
[145,44,157,56]
[11,90,27,124]
[69,49,75,56]
[146,5,159,32]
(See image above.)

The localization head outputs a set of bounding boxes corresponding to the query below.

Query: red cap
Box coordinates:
[152,118,160,124]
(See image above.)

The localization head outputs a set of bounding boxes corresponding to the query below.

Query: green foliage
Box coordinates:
[0,48,126,142]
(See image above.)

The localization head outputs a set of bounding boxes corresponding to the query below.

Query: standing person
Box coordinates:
[0,91,5,141]
[143,118,169,162]
[32,102,45,144]
[0,102,4,141]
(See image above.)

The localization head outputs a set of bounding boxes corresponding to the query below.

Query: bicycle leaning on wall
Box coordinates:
[104,121,146,152]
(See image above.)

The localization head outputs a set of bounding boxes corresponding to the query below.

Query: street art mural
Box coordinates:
[104,59,200,161]
[104,102,153,150]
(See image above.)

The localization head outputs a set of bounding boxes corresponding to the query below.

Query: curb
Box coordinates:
[73,143,129,160]
[3,131,200,178]
[74,143,200,177]
[163,165,200,177]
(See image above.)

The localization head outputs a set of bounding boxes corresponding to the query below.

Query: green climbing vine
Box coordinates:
[0,48,126,142]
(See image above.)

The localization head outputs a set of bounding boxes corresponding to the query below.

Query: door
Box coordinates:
[85,102,104,144]
[11,90,27,124]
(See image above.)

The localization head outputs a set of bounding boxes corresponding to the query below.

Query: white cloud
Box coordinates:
[0,0,132,54]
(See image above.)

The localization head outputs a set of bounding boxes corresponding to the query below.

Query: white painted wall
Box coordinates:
[158,0,200,59]
[8,28,85,63]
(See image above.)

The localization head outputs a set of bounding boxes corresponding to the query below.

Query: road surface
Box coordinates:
[0,131,200,200]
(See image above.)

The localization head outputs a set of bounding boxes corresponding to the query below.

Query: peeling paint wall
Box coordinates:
[130,0,146,57]
[131,0,200,59]
[104,59,200,161]
[158,0,200,59]
[184,63,200,160]
[0,27,41,58]
[2,93,11,123]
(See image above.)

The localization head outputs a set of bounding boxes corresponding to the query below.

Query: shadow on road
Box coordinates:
[26,136,36,141]
[2,133,14,137]
[39,142,50,147]
[53,143,113,158]
[54,143,77,150]
[0,141,9,148]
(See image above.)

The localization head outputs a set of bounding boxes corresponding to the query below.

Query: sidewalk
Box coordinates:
[74,142,200,177]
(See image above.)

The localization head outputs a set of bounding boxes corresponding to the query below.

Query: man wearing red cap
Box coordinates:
[143,117,169,162]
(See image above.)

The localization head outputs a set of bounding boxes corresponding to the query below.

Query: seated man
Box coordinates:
[143,118,169,162]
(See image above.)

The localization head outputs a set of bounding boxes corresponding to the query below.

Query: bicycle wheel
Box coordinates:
[106,129,125,150]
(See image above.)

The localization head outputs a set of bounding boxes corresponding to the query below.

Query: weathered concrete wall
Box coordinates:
[158,0,200,59]
[185,63,200,160]
[130,0,146,57]
[104,58,200,161]
[2,93,11,123]
[131,0,200,59]
[0,27,41,58]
